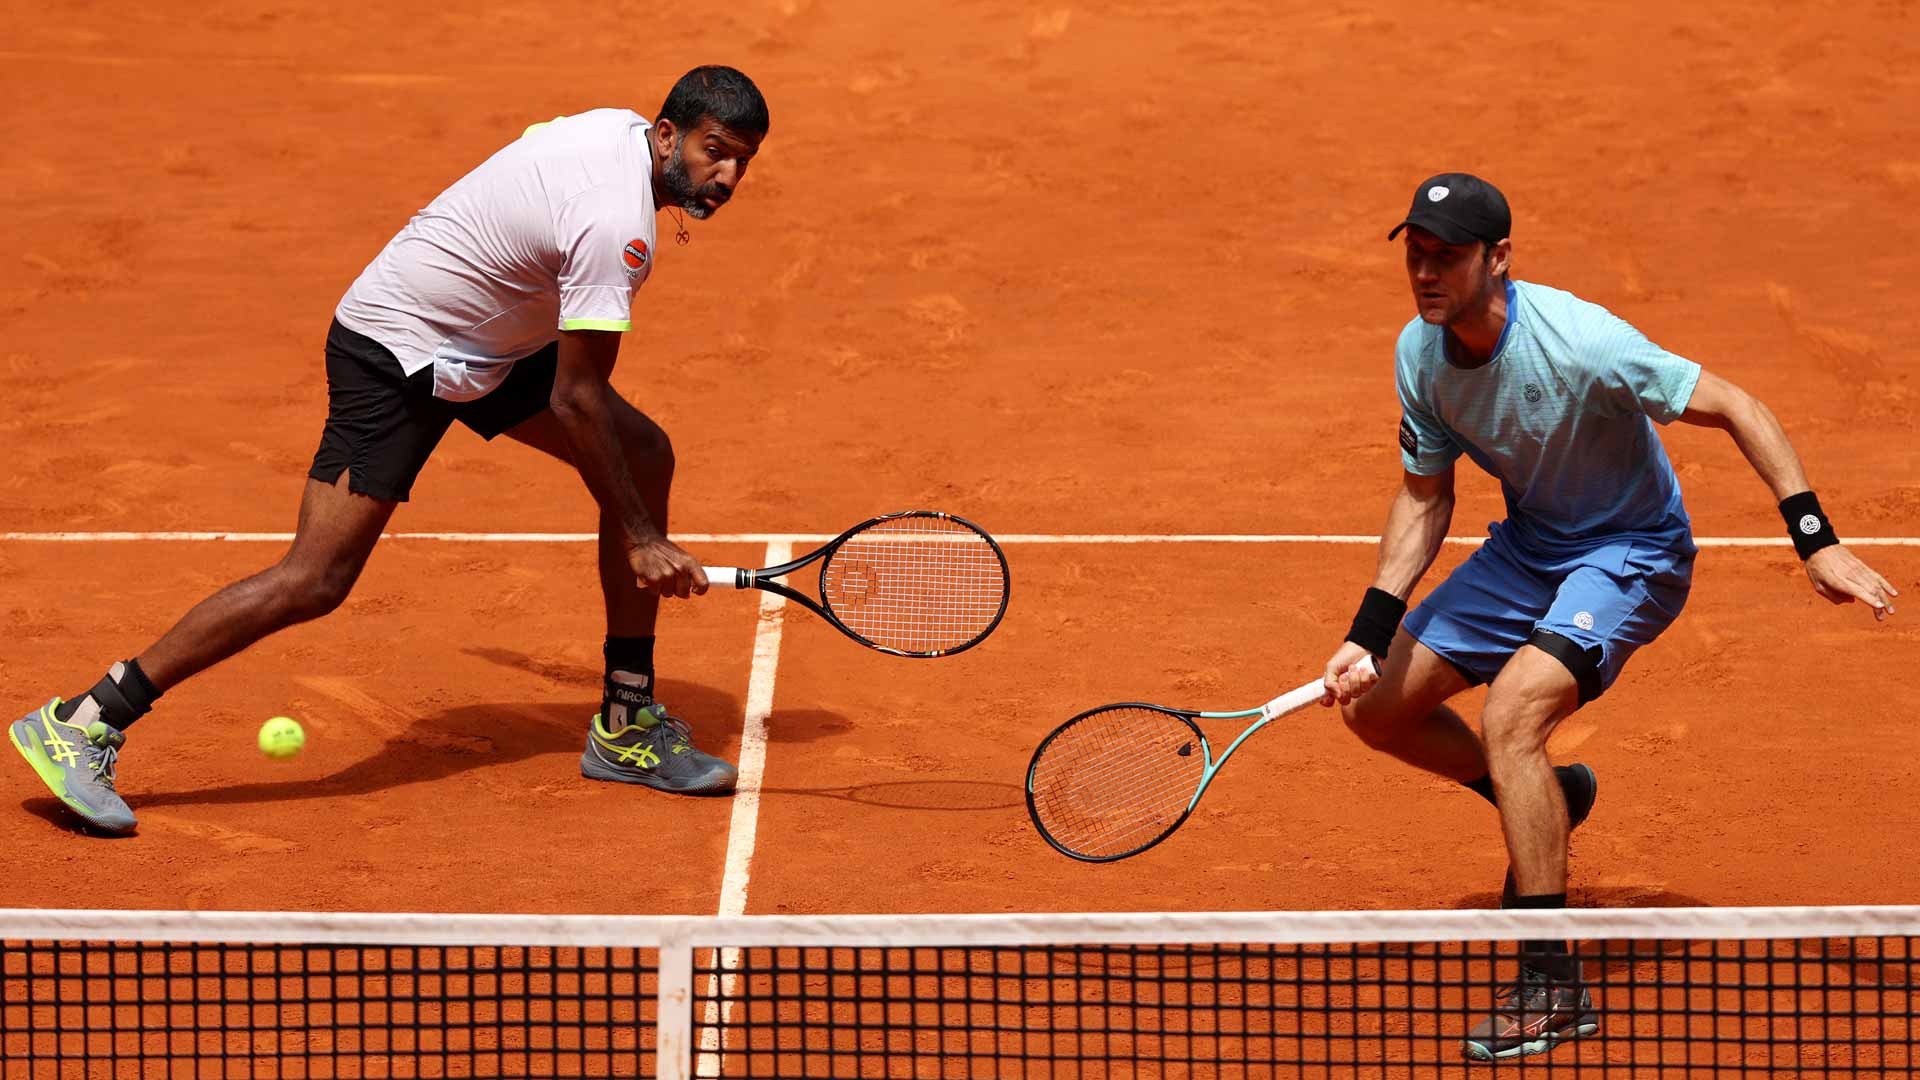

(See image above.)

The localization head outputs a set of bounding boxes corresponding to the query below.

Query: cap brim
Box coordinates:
[1387,213,1479,244]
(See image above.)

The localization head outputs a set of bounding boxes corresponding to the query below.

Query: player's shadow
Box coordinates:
[463,647,854,746]
[461,646,598,686]
[1451,884,1710,911]
[120,677,740,811]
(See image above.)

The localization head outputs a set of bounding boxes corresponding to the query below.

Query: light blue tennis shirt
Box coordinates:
[1395,280,1703,557]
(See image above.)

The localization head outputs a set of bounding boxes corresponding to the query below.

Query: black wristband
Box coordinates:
[1779,491,1840,560]
[1346,587,1408,658]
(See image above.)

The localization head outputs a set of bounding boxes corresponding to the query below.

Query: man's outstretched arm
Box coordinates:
[1679,370,1898,619]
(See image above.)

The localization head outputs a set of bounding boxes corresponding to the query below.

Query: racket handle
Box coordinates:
[701,567,748,589]
[1258,655,1384,721]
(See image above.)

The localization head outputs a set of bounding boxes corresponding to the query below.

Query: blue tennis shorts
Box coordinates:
[1400,521,1693,701]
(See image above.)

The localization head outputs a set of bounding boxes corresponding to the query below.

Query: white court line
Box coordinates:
[2,531,1917,546]
[695,541,790,1079]
[715,539,790,918]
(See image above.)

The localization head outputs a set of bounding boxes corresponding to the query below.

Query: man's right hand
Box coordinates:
[1321,641,1382,706]
[627,535,710,598]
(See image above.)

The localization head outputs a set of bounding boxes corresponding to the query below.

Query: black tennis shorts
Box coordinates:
[309,319,557,502]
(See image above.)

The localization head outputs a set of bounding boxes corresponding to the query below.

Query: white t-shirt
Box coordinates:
[335,109,657,401]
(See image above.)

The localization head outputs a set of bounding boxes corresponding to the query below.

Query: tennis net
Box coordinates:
[1,906,1913,1077]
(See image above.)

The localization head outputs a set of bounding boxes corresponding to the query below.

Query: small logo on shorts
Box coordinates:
[1798,514,1822,535]
[1398,415,1418,455]
[1428,185,1451,202]
[621,239,650,278]
[1572,611,1595,631]
[1523,383,1542,403]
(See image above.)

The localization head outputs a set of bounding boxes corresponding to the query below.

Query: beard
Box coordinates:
[661,142,728,220]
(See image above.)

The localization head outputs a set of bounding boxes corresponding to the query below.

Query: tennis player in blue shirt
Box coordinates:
[1319,174,1899,1061]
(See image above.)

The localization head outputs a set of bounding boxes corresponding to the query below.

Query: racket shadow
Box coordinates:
[758,778,1023,812]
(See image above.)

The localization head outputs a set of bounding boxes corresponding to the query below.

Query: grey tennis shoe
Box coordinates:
[582,703,737,795]
[1462,963,1598,1060]
[9,696,137,834]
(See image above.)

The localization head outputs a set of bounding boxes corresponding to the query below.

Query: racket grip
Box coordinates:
[701,566,747,589]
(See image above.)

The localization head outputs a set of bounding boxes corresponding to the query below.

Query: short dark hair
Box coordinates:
[658,65,769,137]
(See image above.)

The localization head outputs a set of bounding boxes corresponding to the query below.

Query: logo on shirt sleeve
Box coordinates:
[621,239,650,279]
[1398,415,1418,455]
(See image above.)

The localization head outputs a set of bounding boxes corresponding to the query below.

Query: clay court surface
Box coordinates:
[1,0,1917,924]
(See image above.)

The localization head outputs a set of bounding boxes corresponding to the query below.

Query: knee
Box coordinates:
[1479,704,1547,765]
[273,560,361,622]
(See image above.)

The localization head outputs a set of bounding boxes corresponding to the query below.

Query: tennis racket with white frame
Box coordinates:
[1026,655,1381,862]
[703,510,1010,658]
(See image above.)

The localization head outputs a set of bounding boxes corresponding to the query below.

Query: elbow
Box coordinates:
[1718,389,1772,437]
[1414,482,1455,520]
[1401,471,1455,507]
[1691,374,1765,433]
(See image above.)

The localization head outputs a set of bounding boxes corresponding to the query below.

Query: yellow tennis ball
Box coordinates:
[258,716,305,759]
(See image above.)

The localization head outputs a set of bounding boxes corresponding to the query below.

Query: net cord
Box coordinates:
[3,905,1918,949]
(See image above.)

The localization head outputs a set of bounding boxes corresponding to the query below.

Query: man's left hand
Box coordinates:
[1805,545,1899,620]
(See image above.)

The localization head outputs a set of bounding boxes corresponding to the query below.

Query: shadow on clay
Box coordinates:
[126,677,739,810]
[759,778,1023,812]
[19,797,130,837]
[463,646,858,746]
[1451,884,1713,911]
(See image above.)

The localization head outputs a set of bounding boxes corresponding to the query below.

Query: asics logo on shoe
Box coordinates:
[42,726,80,767]
[597,735,661,769]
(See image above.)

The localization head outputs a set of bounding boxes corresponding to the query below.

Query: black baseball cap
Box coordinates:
[1387,173,1511,245]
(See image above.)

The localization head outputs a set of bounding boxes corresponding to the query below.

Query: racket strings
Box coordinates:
[1029,708,1208,859]
[820,516,1008,653]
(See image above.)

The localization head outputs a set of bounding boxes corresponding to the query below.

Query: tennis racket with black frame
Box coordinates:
[703,510,1010,658]
[1026,655,1380,862]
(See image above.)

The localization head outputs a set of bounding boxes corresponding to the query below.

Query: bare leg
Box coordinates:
[1480,644,1582,896]
[502,398,674,637]
[138,474,396,689]
[1340,631,1483,782]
